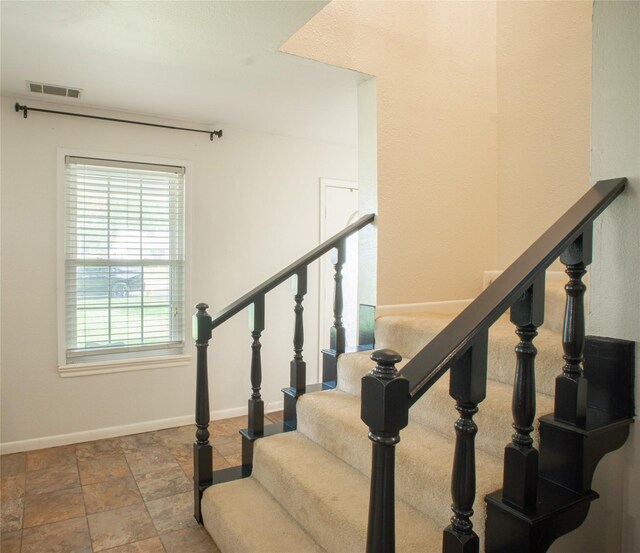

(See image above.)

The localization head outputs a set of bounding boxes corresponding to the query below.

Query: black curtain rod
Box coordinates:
[14,103,222,141]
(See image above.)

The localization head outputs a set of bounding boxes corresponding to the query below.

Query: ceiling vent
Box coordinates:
[26,81,82,99]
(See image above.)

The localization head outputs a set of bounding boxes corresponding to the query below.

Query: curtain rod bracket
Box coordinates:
[14,102,222,141]
[15,102,28,118]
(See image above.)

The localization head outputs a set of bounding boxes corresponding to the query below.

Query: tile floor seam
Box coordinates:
[122,447,167,553]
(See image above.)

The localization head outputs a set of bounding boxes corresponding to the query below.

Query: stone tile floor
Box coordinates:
[1,411,284,552]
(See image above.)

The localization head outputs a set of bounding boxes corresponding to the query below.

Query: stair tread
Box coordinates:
[202,477,326,553]
[252,430,443,553]
[296,389,503,536]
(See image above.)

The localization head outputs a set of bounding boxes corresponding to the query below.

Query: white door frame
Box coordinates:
[318,178,358,382]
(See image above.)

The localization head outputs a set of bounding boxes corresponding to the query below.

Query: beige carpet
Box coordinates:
[202,285,564,552]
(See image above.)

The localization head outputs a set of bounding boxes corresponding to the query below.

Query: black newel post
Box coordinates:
[555,226,592,425]
[443,331,488,553]
[248,295,265,436]
[503,276,544,509]
[193,303,213,523]
[361,349,409,553]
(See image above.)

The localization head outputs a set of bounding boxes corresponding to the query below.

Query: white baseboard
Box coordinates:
[376,299,473,318]
[0,400,284,455]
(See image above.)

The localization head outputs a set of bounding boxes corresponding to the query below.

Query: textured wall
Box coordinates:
[496,1,592,268]
[283,1,499,305]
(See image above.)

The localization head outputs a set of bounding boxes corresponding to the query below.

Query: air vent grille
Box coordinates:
[26,81,82,99]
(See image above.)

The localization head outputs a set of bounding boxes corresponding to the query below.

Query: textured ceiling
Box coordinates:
[1,1,365,145]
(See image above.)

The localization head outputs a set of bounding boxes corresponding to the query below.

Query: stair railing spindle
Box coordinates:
[193,303,213,523]
[443,331,488,553]
[503,276,544,509]
[361,349,409,553]
[291,268,307,392]
[331,238,347,355]
[248,294,265,436]
[555,225,592,425]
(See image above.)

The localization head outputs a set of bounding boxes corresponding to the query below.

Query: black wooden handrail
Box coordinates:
[209,213,375,330]
[400,178,627,405]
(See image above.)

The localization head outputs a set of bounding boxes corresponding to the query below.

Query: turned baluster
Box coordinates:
[555,226,592,425]
[361,349,409,553]
[443,331,488,553]
[323,239,347,384]
[248,295,265,436]
[503,276,544,509]
[193,303,213,523]
[291,268,307,392]
[331,238,347,355]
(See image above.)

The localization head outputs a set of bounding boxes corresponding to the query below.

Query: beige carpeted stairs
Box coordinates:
[202,279,569,552]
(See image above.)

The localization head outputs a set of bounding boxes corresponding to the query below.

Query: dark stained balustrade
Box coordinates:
[191,213,375,521]
[359,178,632,553]
[192,178,633,552]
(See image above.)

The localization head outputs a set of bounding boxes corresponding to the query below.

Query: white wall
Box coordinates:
[0,96,357,450]
[283,1,499,305]
[588,3,640,552]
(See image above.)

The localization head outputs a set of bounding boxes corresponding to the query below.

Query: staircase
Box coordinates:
[191,179,634,553]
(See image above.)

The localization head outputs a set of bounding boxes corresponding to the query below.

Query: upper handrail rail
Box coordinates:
[400,178,627,405]
[209,213,375,329]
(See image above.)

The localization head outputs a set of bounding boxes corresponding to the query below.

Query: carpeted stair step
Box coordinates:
[340,315,562,398]
[375,310,459,359]
[336,352,554,457]
[295,389,503,540]
[251,431,443,553]
[202,477,326,553]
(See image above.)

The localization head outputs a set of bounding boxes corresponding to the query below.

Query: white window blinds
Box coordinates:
[64,156,185,363]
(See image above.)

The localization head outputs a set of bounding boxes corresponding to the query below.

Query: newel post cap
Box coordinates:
[193,303,212,343]
[361,349,409,433]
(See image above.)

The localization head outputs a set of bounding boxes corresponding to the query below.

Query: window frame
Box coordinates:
[57,148,192,377]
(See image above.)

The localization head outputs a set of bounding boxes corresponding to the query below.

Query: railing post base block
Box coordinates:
[290,359,306,393]
[502,444,538,509]
[248,398,264,436]
[283,392,298,429]
[193,442,212,523]
[241,433,255,470]
[554,375,587,425]
[442,527,479,553]
[322,348,338,384]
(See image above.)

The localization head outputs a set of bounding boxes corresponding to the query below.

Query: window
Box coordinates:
[62,156,186,368]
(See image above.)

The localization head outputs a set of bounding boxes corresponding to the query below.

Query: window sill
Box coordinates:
[58,354,192,378]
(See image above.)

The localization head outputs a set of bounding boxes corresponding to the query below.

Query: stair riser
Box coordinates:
[538,418,631,493]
